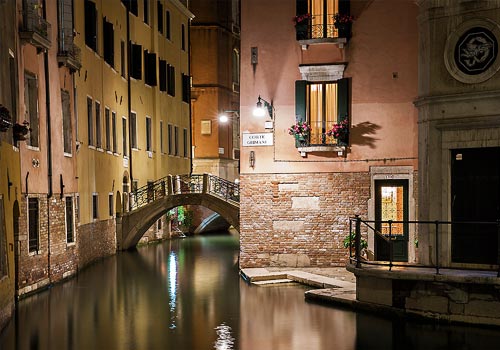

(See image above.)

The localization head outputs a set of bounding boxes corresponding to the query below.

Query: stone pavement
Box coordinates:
[240,267,357,308]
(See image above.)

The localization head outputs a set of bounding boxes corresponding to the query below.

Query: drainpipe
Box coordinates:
[42,0,52,277]
[126,4,133,196]
[188,17,193,175]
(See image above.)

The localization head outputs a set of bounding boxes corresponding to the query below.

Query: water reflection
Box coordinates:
[1,235,500,350]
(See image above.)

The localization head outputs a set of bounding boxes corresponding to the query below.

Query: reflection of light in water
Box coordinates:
[214,323,234,350]
[168,252,178,329]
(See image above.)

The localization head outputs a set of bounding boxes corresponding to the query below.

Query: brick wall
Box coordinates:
[239,172,370,268]
[78,219,116,269]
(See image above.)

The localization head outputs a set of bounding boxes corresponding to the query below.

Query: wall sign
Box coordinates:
[242,133,273,146]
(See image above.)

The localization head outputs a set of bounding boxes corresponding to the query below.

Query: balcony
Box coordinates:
[19,8,51,52]
[293,119,349,157]
[58,29,82,71]
[295,14,351,49]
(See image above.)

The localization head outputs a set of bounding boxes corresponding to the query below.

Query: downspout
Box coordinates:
[42,0,52,278]
[188,17,193,175]
[126,4,133,195]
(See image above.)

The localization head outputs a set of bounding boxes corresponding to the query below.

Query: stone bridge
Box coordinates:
[117,174,239,250]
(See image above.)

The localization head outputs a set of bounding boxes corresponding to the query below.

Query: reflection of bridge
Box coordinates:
[118,174,240,250]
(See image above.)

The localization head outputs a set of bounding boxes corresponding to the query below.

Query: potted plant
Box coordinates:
[292,13,311,26]
[333,13,354,38]
[325,118,349,145]
[288,121,310,146]
[343,231,368,257]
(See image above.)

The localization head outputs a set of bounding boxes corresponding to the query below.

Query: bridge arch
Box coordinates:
[120,193,239,250]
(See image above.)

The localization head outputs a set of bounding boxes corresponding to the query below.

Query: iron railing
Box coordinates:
[58,28,81,63]
[21,8,51,42]
[129,174,239,211]
[296,14,338,41]
[349,216,500,276]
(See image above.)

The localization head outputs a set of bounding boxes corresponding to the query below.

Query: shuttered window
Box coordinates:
[129,42,142,80]
[144,50,157,86]
[28,198,39,253]
[84,0,97,51]
[295,78,349,146]
[103,18,114,67]
[65,197,74,243]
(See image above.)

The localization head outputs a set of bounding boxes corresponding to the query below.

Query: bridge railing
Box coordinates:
[129,174,239,211]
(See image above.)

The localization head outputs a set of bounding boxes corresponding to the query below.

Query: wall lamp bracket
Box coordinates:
[253,95,274,119]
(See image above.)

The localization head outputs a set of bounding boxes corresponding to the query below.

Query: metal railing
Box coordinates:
[21,8,51,41]
[129,174,239,211]
[296,14,338,40]
[58,28,81,63]
[349,215,500,276]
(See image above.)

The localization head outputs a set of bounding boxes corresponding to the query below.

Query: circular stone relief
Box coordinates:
[445,18,500,84]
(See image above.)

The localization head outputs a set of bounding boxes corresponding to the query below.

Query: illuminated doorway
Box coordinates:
[375,180,409,262]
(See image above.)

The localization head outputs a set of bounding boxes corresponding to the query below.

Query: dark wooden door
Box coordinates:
[451,147,500,264]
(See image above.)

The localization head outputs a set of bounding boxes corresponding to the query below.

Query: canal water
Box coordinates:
[2,234,500,350]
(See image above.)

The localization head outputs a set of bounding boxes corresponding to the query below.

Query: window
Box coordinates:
[295,0,345,40]
[160,120,164,153]
[112,111,117,153]
[108,193,114,217]
[144,50,157,86]
[87,96,94,146]
[166,10,171,39]
[232,49,240,87]
[159,59,167,92]
[182,73,190,103]
[130,42,142,80]
[183,128,188,157]
[0,197,7,277]
[105,107,111,151]
[146,116,152,151]
[24,72,39,147]
[174,126,179,156]
[168,124,173,155]
[143,0,149,24]
[158,2,163,33]
[181,24,186,50]
[65,197,74,243]
[84,0,98,51]
[295,78,349,146]
[130,112,137,149]
[103,17,114,67]
[167,64,175,96]
[28,197,39,253]
[61,90,72,154]
[122,117,128,157]
[122,0,138,16]
[92,193,98,220]
[95,101,101,148]
[121,40,126,77]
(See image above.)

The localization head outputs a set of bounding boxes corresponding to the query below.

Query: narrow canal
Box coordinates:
[2,234,500,349]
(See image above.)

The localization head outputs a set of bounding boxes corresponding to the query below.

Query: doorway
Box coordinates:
[451,147,500,264]
[375,180,409,262]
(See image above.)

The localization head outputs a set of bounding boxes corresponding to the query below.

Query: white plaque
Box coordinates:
[242,133,273,147]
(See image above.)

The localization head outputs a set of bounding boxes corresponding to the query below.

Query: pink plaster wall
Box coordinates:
[240,0,419,174]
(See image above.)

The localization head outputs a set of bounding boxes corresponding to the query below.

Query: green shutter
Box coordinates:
[295,80,307,123]
[339,0,350,16]
[296,0,308,16]
[337,78,349,122]
[296,0,309,40]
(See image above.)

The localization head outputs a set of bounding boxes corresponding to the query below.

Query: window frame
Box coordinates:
[28,197,40,253]
[24,71,39,148]
[130,111,137,150]
[61,89,72,155]
[65,196,75,244]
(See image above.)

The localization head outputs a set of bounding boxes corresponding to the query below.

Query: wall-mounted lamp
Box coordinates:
[249,151,255,168]
[253,95,274,119]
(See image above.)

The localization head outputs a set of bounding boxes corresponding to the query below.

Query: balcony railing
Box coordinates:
[20,8,51,51]
[295,14,351,45]
[294,120,348,149]
[57,28,82,71]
